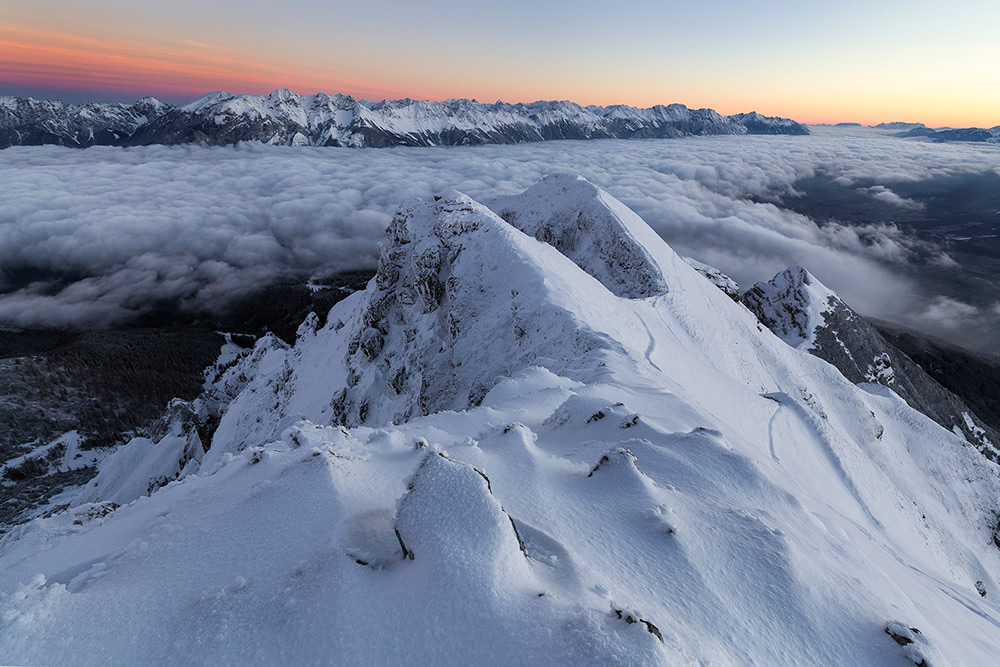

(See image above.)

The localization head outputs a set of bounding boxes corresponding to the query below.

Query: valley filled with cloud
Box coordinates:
[2,127,998,350]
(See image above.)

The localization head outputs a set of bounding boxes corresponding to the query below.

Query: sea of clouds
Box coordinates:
[1,127,998,351]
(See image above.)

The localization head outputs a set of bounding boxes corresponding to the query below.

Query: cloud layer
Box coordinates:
[2,127,998,351]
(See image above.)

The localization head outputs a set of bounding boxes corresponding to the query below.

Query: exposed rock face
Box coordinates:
[0,90,810,149]
[876,324,1000,442]
[330,174,702,427]
[745,266,1000,458]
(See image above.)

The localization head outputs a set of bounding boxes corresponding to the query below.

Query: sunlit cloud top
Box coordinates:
[2,0,998,127]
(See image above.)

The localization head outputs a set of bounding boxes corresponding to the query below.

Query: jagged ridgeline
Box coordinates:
[0,90,808,149]
[2,174,999,665]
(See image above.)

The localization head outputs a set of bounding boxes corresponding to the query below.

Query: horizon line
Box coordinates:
[5,87,994,130]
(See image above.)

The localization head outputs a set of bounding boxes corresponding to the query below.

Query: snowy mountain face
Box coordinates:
[0,90,809,149]
[487,174,670,298]
[3,176,1000,665]
[744,266,1000,459]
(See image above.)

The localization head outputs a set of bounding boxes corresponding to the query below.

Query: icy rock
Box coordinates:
[613,608,664,643]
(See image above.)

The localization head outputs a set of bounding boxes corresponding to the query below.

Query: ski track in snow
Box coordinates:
[765,400,782,463]
[639,318,662,373]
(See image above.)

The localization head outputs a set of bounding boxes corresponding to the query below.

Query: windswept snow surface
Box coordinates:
[2,177,1000,665]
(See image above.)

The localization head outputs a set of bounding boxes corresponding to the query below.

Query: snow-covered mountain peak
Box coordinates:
[269,88,296,101]
[182,90,235,113]
[334,185,625,426]
[742,265,839,348]
[487,174,671,298]
[212,175,774,438]
[131,96,168,114]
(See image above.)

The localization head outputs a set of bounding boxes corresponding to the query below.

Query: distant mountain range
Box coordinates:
[815,121,999,143]
[0,89,809,149]
[866,120,1000,144]
[873,121,926,130]
[897,125,1000,143]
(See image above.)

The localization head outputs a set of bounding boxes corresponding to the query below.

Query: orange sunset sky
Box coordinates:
[2,0,998,128]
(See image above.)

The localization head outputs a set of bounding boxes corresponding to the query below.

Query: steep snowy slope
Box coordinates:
[744,266,1000,459]
[1,176,998,666]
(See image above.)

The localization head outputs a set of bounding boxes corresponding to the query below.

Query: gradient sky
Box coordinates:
[2,0,998,127]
